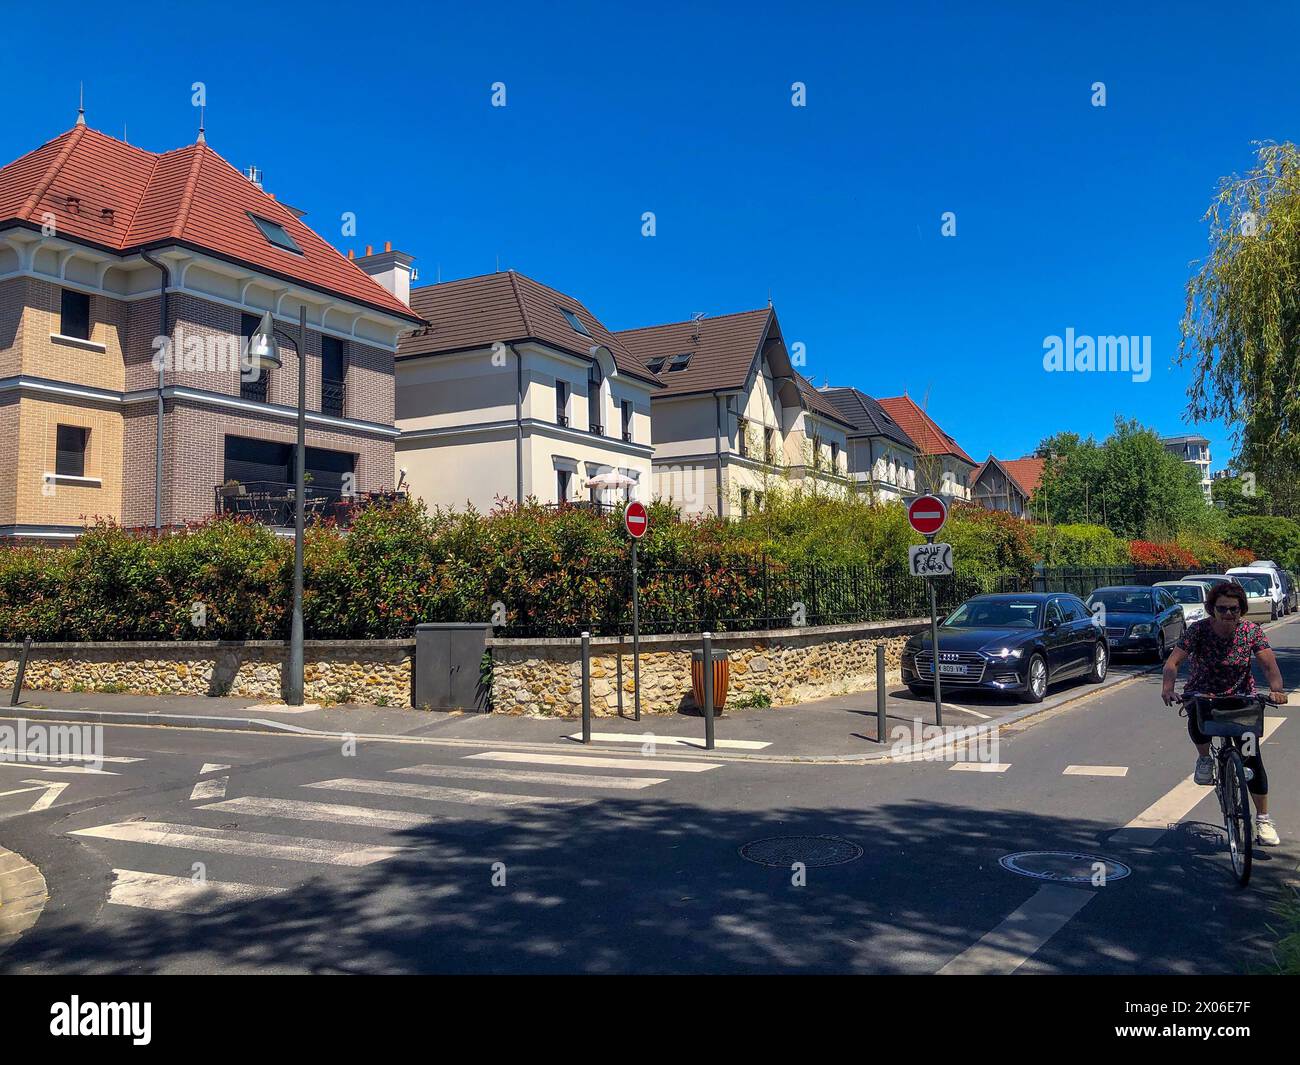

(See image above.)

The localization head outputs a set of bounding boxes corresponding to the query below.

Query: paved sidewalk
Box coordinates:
[3,655,1157,761]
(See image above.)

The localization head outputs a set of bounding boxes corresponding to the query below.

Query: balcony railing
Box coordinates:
[322,378,345,417]
[215,481,404,528]
[240,375,268,403]
[545,500,621,515]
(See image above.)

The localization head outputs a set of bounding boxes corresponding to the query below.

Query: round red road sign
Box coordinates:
[907,494,947,536]
[624,501,649,539]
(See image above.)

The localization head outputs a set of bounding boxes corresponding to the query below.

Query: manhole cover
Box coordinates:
[740,835,863,868]
[998,850,1131,884]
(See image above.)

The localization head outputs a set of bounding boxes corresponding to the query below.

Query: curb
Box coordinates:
[4,615,1294,766]
[0,845,47,957]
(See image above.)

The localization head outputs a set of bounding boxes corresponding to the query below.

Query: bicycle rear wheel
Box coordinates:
[1222,746,1253,886]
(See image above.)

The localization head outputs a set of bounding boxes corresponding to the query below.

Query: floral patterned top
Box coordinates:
[1175,617,1270,696]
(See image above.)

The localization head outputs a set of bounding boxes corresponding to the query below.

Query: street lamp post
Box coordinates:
[248,306,308,705]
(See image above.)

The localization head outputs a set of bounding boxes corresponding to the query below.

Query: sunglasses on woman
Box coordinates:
[1214,604,1242,615]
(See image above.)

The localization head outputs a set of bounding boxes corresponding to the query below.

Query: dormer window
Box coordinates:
[248,213,303,254]
[559,308,591,337]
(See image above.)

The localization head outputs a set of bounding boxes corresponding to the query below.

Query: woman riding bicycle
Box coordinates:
[1161,580,1287,847]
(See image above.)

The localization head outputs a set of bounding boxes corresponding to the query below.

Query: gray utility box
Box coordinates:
[414,623,493,711]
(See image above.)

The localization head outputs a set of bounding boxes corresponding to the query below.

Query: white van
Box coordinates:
[1226,566,1287,618]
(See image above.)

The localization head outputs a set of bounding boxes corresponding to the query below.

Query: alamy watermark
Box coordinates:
[1042,329,1150,383]
[0,719,104,771]
[890,718,1000,765]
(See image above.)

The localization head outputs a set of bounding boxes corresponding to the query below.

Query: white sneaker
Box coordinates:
[1194,755,1215,786]
[1256,817,1281,847]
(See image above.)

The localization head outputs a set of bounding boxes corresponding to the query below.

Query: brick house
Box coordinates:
[0,120,421,541]
[876,393,977,502]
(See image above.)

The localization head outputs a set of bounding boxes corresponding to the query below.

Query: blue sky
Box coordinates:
[5,0,1295,470]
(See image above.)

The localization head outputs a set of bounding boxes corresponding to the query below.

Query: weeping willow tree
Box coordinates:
[1179,142,1300,515]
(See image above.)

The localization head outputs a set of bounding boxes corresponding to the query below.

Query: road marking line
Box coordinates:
[0,749,142,764]
[937,885,1095,975]
[0,785,44,800]
[563,732,771,750]
[1063,765,1129,777]
[69,821,401,866]
[199,795,435,829]
[1111,716,1285,846]
[21,779,68,811]
[0,763,117,776]
[304,777,589,807]
[108,869,286,914]
[189,776,228,801]
[948,762,1010,773]
[465,751,722,773]
[391,764,667,790]
[241,703,321,714]
[200,763,230,774]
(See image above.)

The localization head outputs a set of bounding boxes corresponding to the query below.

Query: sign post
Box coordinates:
[624,502,649,721]
[908,495,948,728]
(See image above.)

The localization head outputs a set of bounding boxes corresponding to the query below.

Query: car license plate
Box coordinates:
[938,664,968,676]
[1109,638,1121,648]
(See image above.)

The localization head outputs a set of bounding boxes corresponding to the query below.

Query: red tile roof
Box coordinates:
[0,124,419,322]
[1001,457,1046,496]
[400,270,661,385]
[877,394,976,466]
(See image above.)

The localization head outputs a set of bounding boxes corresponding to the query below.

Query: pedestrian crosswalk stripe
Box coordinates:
[199,795,435,830]
[200,763,231,774]
[304,777,590,807]
[70,821,402,866]
[391,764,667,790]
[563,732,771,751]
[465,751,723,773]
[108,869,286,914]
[1063,765,1129,777]
[189,777,228,801]
[948,762,1010,773]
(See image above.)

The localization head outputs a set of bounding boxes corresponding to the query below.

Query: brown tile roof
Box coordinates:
[399,271,660,385]
[616,308,771,396]
[877,394,976,465]
[614,307,852,427]
[0,124,419,321]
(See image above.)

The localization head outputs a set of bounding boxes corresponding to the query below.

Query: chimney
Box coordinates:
[354,243,416,306]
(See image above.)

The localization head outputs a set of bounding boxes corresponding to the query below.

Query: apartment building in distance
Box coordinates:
[1161,433,1212,501]
[876,393,976,502]
[817,385,920,502]
[616,306,852,517]
[0,119,420,540]
[394,271,660,512]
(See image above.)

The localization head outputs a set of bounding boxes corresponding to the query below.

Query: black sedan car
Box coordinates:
[901,592,1108,703]
[1085,585,1185,662]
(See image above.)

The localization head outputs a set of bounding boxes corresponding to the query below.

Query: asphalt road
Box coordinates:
[2,619,1297,974]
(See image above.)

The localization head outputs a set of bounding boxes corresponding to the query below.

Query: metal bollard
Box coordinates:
[702,631,715,751]
[580,631,592,744]
[876,642,887,743]
[616,634,624,718]
[10,635,32,707]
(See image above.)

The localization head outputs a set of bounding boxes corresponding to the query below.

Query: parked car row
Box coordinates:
[900,564,1293,706]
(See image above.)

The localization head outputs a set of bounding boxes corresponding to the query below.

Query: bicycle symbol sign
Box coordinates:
[908,542,953,577]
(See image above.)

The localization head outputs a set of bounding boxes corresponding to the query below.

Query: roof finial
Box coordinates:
[197,105,206,144]
[76,82,86,126]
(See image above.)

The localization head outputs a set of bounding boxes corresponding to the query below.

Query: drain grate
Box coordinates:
[740,835,863,868]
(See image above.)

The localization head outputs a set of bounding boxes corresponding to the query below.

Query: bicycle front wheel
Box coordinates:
[1223,746,1253,887]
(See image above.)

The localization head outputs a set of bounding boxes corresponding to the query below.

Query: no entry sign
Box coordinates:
[908,494,947,536]
[624,501,649,539]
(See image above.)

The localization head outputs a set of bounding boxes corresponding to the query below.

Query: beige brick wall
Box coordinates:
[13,396,124,526]
[15,277,127,391]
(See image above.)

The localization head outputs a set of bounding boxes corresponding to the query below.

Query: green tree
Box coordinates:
[1035,419,1214,540]
[1180,142,1300,493]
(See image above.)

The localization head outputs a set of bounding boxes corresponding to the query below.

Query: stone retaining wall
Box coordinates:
[0,641,413,707]
[487,619,928,716]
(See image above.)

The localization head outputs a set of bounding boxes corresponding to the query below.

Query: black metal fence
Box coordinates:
[493,562,1201,639]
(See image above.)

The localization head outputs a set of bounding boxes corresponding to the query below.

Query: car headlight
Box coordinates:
[989,647,1023,659]
[1130,623,1153,635]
